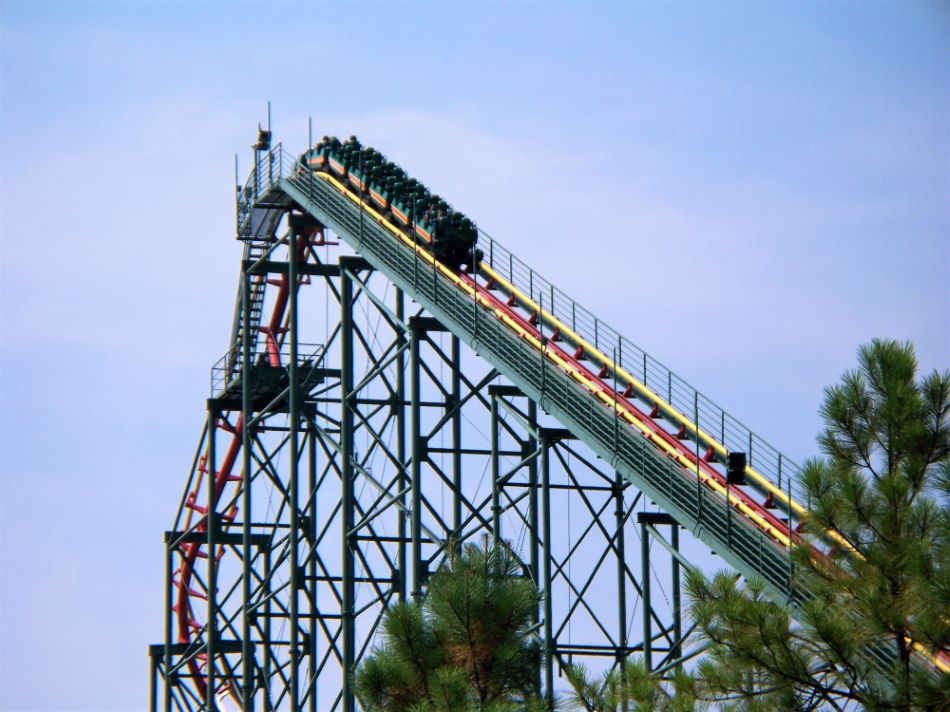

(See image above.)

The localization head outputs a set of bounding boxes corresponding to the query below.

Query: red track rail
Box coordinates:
[173,231,314,700]
[456,270,798,551]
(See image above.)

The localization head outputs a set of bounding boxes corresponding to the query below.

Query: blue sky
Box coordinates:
[1,1,947,708]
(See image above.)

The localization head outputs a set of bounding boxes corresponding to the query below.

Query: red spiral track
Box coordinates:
[173,229,314,700]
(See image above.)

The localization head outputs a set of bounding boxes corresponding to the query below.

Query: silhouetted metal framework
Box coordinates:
[151,125,948,709]
[148,146,687,711]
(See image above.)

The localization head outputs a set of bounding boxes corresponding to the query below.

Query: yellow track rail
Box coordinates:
[316,171,792,546]
[477,264,874,557]
[482,264,803,510]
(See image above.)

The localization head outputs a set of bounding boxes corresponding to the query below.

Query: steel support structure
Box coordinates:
[151,180,685,711]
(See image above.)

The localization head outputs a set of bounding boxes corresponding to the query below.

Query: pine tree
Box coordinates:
[354,540,546,712]
[563,659,705,712]
[687,339,950,710]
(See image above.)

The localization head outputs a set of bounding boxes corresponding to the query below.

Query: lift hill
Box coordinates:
[240,142,947,680]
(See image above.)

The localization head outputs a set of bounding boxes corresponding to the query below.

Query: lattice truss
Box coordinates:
[149,214,689,711]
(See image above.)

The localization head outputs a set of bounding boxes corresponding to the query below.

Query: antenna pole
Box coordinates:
[234,153,240,222]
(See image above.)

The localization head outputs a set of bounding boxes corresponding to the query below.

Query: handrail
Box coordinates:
[236,144,294,237]
[258,143,805,511]
[260,144,807,507]
[262,145,804,509]
[211,342,325,396]
[477,230,807,508]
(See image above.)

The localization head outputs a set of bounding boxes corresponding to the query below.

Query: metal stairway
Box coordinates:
[226,159,292,378]
[224,241,266,378]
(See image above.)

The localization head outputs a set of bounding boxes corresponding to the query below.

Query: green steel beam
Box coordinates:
[340,260,356,712]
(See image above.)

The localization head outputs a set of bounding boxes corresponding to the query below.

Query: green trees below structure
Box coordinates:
[687,339,950,710]
[354,541,546,712]
[563,660,705,712]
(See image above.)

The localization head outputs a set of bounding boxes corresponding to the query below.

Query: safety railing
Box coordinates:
[211,341,325,397]
[244,147,807,508]
[479,231,807,508]
[236,144,296,238]
[277,162,801,570]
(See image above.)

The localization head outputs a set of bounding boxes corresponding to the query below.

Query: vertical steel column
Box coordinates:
[288,229,301,710]
[396,290,408,602]
[490,393,501,539]
[527,400,540,695]
[240,266,254,711]
[149,651,157,712]
[206,405,218,709]
[540,433,554,708]
[671,523,682,663]
[308,429,318,712]
[340,263,356,712]
[410,317,423,597]
[451,335,462,541]
[263,546,273,712]
[163,534,173,712]
[527,400,539,582]
[615,471,627,669]
[640,521,652,671]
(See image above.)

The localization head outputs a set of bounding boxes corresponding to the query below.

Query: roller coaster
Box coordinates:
[149,127,948,711]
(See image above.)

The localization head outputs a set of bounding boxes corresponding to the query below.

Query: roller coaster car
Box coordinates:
[428,213,479,268]
[298,136,479,271]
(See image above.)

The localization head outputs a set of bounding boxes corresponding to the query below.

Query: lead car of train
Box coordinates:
[299,136,480,270]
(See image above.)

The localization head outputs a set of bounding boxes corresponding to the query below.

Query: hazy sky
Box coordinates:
[1,1,947,709]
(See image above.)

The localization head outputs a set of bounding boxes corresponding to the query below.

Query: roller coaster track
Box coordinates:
[156,143,947,710]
